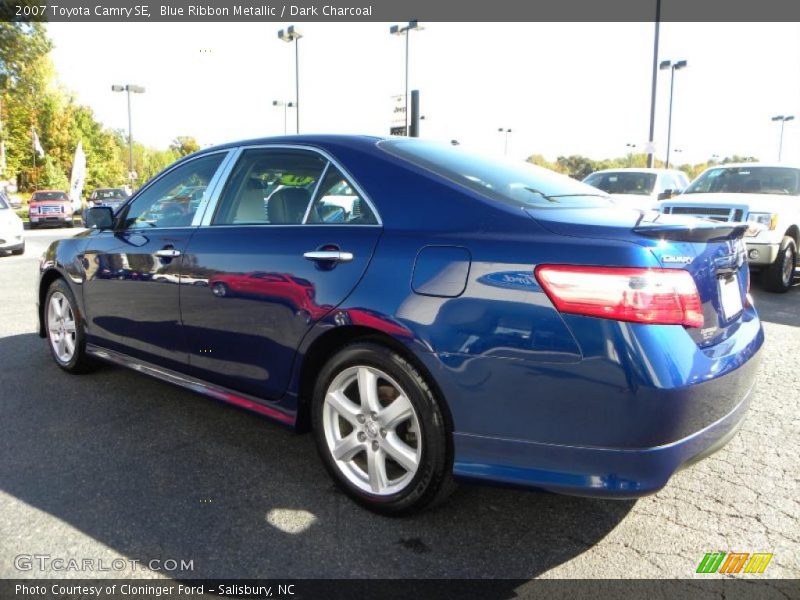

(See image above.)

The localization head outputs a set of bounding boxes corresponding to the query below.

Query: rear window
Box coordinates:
[32,191,68,202]
[92,189,126,200]
[685,166,800,195]
[584,172,657,195]
[379,139,612,208]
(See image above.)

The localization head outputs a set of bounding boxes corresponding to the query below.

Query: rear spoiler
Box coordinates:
[633,213,748,243]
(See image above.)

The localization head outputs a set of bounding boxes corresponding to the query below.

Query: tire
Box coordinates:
[11,243,24,256]
[762,236,797,293]
[44,278,97,374]
[311,342,454,516]
[28,222,37,230]
[212,282,229,297]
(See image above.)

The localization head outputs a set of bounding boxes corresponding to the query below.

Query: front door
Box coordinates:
[81,152,228,368]
[180,147,382,400]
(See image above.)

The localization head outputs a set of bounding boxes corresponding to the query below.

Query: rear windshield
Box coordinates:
[32,191,68,202]
[584,171,657,195]
[685,166,800,195]
[379,139,612,208]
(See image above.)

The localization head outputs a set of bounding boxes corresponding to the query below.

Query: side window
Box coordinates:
[119,154,225,230]
[307,165,378,225]
[213,149,326,225]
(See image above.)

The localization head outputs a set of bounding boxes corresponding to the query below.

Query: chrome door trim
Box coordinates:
[302,160,331,224]
[198,143,383,228]
[191,149,238,226]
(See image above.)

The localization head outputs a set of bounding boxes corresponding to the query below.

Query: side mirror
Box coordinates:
[657,189,675,201]
[85,206,114,230]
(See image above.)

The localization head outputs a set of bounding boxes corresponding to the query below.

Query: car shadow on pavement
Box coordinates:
[0,332,634,580]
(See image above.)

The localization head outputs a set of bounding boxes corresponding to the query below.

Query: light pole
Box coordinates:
[390,20,423,136]
[272,100,295,135]
[626,143,637,167]
[660,59,687,169]
[771,115,795,161]
[111,84,145,183]
[646,0,662,168]
[278,26,302,134]
[498,128,512,156]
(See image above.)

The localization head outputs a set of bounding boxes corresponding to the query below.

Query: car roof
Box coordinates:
[588,168,683,175]
[33,189,67,193]
[197,134,385,156]
[700,162,800,170]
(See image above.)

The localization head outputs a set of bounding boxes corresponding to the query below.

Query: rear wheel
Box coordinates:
[312,342,454,515]
[45,279,97,373]
[11,243,24,256]
[763,236,796,293]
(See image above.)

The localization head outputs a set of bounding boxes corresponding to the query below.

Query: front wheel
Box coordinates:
[11,243,24,255]
[44,278,97,373]
[763,236,797,293]
[312,342,454,515]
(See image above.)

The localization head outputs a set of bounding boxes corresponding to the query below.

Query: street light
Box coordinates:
[390,20,423,136]
[659,59,687,169]
[771,115,795,161]
[278,26,302,134]
[111,84,145,183]
[498,128,512,156]
[272,100,296,135]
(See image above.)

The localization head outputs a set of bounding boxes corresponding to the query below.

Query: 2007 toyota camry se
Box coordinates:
[37,136,764,515]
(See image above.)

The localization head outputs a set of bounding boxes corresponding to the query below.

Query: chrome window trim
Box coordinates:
[191,149,237,226]
[200,143,383,228]
[116,150,232,232]
[199,148,243,226]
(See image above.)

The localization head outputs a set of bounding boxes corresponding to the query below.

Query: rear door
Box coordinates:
[180,146,382,400]
[81,152,229,367]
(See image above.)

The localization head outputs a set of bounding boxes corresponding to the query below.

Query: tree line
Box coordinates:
[0,22,199,194]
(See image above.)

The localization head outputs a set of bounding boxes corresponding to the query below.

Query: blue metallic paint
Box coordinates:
[37,135,764,499]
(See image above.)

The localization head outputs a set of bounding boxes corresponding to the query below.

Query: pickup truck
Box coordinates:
[660,163,799,292]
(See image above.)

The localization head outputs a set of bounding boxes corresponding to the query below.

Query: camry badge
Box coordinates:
[662,255,694,264]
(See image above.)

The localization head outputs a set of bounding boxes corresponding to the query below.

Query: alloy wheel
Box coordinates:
[47,291,77,364]
[782,245,795,287]
[322,365,421,496]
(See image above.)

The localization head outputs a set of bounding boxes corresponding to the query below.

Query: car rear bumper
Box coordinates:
[0,232,24,251]
[30,216,72,225]
[744,241,780,266]
[452,366,755,497]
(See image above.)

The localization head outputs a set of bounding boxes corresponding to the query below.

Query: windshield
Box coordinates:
[31,191,68,202]
[584,172,657,195]
[380,139,612,208]
[93,189,126,200]
[685,166,800,195]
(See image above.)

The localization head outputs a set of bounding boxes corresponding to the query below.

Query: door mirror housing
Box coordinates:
[658,189,676,201]
[85,206,114,230]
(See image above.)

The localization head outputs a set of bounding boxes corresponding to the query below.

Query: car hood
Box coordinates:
[608,193,657,210]
[667,192,796,213]
[0,208,23,230]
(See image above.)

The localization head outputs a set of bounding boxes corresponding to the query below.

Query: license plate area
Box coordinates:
[718,273,743,321]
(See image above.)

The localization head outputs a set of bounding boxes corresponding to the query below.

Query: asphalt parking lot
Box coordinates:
[0,228,798,585]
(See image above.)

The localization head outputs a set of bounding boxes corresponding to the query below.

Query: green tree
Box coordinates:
[170,136,200,157]
[38,155,69,189]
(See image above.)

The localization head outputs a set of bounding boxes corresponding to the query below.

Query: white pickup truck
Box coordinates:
[659,163,800,293]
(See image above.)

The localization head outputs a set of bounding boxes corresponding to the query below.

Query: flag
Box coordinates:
[69,141,87,207]
[32,128,45,157]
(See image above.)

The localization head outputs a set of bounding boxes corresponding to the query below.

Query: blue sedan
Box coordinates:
[37,136,763,515]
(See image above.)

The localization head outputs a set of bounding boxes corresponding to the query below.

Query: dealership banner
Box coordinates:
[2,0,800,22]
[1,579,797,599]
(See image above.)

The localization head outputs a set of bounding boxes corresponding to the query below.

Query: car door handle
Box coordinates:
[303,250,354,263]
[155,248,182,258]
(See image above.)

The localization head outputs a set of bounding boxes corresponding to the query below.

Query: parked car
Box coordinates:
[86,187,130,211]
[583,168,689,210]
[28,190,74,228]
[660,163,800,292]
[0,191,24,255]
[38,136,763,515]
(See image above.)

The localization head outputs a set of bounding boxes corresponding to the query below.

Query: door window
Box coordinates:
[307,165,378,225]
[212,149,326,225]
[117,153,225,230]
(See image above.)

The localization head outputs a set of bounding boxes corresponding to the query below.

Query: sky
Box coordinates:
[47,21,800,166]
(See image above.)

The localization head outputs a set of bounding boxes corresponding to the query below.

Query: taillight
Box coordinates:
[535,265,704,328]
